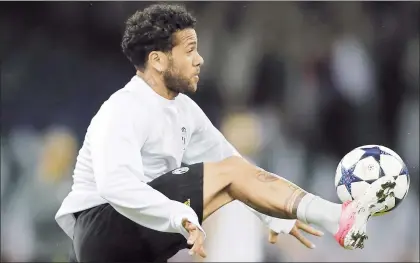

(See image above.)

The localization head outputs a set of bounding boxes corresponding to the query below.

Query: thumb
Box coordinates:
[182,218,190,228]
[269,230,279,244]
[186,224,197,232]
[182,218,195,231]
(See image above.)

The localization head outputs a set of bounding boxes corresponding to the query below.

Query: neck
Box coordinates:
[136,70,178,100]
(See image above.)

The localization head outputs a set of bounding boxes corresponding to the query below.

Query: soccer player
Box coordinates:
[55,4,396,262]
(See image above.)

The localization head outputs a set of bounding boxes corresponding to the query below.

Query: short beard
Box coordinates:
[162,63,194,95]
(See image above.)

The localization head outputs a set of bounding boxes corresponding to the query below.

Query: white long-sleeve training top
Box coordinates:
[55,75,294,240]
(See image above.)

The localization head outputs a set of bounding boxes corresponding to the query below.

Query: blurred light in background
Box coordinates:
[1,1,418,262]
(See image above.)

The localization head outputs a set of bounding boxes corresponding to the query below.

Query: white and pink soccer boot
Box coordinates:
[334,176,397,249]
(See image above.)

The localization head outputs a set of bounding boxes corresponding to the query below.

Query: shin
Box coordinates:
[204,156,341,234]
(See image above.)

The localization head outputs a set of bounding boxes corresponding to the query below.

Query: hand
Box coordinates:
[268,220,323,249]
[182,218,207,258]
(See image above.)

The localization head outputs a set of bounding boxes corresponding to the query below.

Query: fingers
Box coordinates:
[184,222,206,258]
[269,221,323,249]
[190,232,206,258]
[268,230,279,244]
[186,224,198,245]
[290,227,316,249]
[296,221,324,237]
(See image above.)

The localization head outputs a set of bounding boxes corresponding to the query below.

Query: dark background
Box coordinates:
[1,2,419,262]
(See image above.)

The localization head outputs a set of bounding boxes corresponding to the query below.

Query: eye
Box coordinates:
[187,45,196,53]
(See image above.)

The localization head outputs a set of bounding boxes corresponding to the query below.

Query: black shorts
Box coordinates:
[71,163,204,263]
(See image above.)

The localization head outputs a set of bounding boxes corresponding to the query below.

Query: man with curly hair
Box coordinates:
[55,3,396,262]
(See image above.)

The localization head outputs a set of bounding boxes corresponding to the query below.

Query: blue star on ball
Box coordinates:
[338,164,363,199]
[359,146,391,162]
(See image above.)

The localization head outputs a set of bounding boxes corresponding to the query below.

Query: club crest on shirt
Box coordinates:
[172,167,189,175]
[181,127,187,151]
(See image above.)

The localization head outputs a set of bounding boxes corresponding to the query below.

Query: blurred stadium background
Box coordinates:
[1,1,419,262]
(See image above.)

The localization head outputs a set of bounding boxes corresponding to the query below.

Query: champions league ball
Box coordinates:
[335,145,410,215]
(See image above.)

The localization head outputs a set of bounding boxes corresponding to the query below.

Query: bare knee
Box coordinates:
[202,156,252,219]
[203,156,257,197]
[202,158,236,201]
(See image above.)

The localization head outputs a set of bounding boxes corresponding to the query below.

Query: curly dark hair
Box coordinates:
[121,3,197,69]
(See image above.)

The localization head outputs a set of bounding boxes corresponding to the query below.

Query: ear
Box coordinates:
[148,51,169,72]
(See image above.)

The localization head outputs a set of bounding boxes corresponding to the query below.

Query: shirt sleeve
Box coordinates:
[182,98,292,233]
[90,92,204,239]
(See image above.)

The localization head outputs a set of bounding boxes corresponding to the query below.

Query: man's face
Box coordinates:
[163,29,204,94]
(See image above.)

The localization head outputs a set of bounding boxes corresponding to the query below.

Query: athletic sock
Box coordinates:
[297,193,342,234]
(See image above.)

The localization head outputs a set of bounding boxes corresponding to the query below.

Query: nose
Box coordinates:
[194,52,204,67]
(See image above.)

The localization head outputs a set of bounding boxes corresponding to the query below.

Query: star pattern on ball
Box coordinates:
[359,146,391,162]
[338,164,363,199]
[399,165,409,176]
[398,165,410,189]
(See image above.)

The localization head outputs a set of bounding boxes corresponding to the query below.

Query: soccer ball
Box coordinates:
[334,145,410,215]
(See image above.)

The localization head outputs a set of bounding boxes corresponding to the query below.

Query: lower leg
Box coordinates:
[204,156,341,235]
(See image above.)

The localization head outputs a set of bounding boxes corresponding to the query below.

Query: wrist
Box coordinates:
[171,214,206,240]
